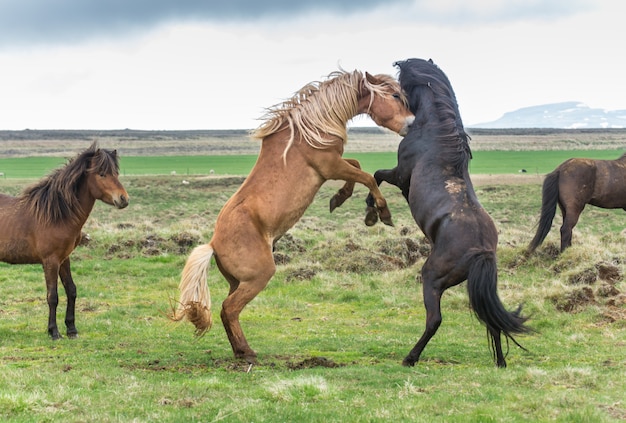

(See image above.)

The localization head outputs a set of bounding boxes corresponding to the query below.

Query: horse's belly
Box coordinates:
[0,239,40,264]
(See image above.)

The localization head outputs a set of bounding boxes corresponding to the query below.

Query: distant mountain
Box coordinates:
[470,102,626,129]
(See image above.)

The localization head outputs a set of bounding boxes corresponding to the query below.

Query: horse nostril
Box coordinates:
[117,195,129,208]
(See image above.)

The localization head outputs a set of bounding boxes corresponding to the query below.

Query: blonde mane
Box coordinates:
[251,70,399,159]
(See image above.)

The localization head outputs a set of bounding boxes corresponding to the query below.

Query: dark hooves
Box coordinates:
[364,207,379,226]
[329,197,339,213]
[402,358,416,367]
[381,217,394,227]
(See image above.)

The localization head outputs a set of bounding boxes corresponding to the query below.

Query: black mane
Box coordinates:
[395,58,471,173]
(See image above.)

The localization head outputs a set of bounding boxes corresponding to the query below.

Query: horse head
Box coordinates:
[361,72,414,136]
[87,148,129,209]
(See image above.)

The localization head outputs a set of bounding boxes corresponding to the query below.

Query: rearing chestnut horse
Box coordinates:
[172,70,414,363]
[0,142,129,339]
[528,153,626,253]
[366,59,531,367]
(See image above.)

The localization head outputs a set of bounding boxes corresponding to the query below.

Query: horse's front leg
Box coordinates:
[324,159,393,226]
[329,158,359,212]
[365,168,399,226]
[59,258,78,338]
[42,259,62,340]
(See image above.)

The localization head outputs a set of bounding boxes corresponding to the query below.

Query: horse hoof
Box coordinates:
[381,217,394,227]
[237,354,257,365]
[364,216,378,226]
[402,357,416,367]
[329,197,338,213]
[364,208,379,226]
[68,333,79,339]
[235,350,258,364]
[379,209,394,226]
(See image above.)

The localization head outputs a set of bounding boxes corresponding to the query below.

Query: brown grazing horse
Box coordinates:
[172,70,414,363]
[528,152,626,253]
[0,142,129,339]
[366,59,531,367]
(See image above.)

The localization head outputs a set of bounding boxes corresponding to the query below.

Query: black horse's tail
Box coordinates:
[527,170,560,253]
[467,250,531,347]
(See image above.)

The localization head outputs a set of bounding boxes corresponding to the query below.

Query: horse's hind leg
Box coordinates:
[489,327,506,368]
[59,258,78,338]
[404,285,443,366]
[403,263,445,366]
[560,205,583,251]
[216,254,275,363]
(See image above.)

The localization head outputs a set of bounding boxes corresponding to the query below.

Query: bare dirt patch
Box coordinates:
[105,231,201,258]
[286,356,344,370]
[471,173,544,186]
[549,260,623,315]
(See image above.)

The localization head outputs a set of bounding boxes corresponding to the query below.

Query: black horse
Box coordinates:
[366,58,531,367]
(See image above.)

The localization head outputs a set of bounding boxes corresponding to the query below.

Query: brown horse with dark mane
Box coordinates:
[0,142,129,339]
[528,152,626,253]
[366,59,531,367]
[172,70,414,363]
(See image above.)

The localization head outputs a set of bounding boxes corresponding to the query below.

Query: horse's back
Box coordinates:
[409,174,497,251]
[558,157,626,208]
[555,158,596,203]
[0,193,21,228]
[0,192,16,205]
[589,158,626,208]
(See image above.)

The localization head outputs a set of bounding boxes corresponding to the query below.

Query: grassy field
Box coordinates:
[0,149,624,179]
[0,167,624,422]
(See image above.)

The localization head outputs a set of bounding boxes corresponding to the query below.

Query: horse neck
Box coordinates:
[404,109,471,178]
[405,100,443,154]
[72,179,97,228]
[355,91,373,117]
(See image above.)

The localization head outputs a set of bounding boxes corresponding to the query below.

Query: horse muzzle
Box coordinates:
[114,194,130,209]
[399,116,415,136]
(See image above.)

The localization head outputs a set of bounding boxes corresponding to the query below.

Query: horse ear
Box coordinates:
[365,72,379,85]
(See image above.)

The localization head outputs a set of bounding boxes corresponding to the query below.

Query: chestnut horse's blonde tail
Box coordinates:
[171,244,214,336]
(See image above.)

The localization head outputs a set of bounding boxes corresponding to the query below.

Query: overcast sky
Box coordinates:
[0,0,622,130]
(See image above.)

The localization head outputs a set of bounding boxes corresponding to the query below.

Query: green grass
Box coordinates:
[0,149,623,178]
[0,174,624,422]
[469,150,623,175]
[0,155,260,179]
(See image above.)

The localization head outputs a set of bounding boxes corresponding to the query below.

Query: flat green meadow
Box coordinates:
[0,149,622,179]
[0,145,625,422]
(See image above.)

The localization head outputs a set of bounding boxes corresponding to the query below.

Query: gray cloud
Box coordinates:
[0,0,411,46]
[0,0,593,47]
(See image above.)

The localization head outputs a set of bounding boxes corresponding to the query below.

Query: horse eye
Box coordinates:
[393,93,401,100]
